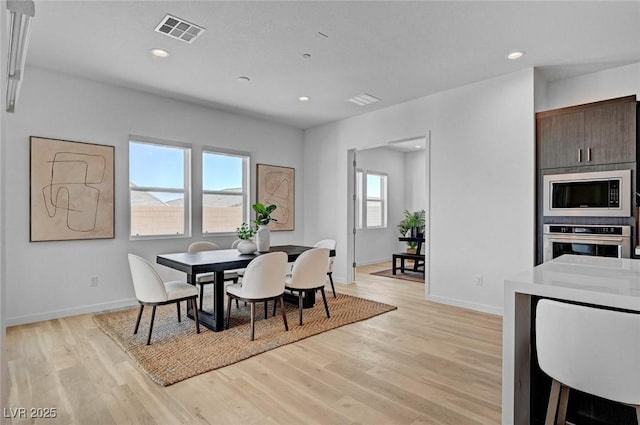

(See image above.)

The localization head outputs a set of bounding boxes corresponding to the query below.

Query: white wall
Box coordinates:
[5,67,304,325]
[304,68,535,314]
[354,147,405,265]
[404,149,427,212]
[542,62,640,110]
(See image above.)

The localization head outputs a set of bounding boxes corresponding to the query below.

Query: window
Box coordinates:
[129,138,191,238]
[365,172,387,228]
[202,150,249,234]
[355,169,388,229]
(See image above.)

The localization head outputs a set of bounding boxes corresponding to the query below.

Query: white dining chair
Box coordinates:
[225,251,289,341]
[536,299,640,425]
[128,254,200,345]
[188,241,239,311]
[314,239,336,297]
[284,247,331,325]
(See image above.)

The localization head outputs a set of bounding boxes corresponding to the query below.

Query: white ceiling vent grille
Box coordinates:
[346,93,381,106]
[154,14,205,44]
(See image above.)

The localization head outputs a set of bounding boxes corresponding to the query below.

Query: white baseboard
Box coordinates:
[6,298,139,327]
[426,294,503,316]
[356,257,392,267]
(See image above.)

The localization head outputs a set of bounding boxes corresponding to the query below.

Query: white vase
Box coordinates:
[256,225,270,252]
[237,239,257,255]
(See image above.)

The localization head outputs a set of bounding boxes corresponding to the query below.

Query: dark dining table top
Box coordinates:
[157,244,335,275]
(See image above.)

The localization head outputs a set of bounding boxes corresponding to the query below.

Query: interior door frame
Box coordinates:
[346,132,431,298]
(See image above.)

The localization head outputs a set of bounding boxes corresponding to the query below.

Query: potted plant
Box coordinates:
[252,202,277,252]
[252,202,278,226]
[397,209,425,253]
[235,222,257,254]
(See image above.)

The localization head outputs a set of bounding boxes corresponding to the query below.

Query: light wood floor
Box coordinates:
[6,262,502,425]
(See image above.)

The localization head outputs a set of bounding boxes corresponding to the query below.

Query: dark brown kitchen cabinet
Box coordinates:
[537,95,636,170]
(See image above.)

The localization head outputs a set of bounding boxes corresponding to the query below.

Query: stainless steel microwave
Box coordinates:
[543,170,631,217]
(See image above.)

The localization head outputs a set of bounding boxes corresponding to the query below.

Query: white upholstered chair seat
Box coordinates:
[196,271,239,284]
[164,281,200,300]
[128,254,200,345]
[536,299,640,424]
[225,251,288,341]
[313,239,336,297]
[225,282,243,298]
[283,247,331,325]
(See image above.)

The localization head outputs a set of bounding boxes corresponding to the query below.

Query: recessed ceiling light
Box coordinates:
[238,76,251,83]
[150,48,169,58]
[506,51,525,60]
[298,96,311,102]
[415,145,421,149]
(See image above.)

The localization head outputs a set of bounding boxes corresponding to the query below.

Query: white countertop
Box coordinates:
[502,255,640,424]
[505,254,640,311]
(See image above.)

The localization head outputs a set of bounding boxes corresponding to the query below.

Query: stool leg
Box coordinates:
[199,284,204,311]
[545,379,561,425]
[177,301,181,322]
[146,306,157,345]
[192,298,200,334]
[328,272,336,298]
[556,385,570,425]
[279,296,288,331]
[134,304,144,334]
[250,302,256,341]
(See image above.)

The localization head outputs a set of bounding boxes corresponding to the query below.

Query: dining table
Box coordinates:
[157,244,336,332]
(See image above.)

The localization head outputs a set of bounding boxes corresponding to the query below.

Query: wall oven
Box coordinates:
[543,169,631,217]
[543,224,631,262]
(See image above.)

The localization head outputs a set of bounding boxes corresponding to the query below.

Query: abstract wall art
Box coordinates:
[256,163,294,231]
[30,136,115,241]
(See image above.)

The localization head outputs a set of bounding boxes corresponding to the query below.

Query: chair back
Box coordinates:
[314,239,336,273]
[127,254,168,303]
[289,248,330,289]
[536,299,640,405]
[240,251,287,299]
[188,241,220,253]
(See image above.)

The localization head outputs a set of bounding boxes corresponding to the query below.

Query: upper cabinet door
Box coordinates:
[584,100,636,166]
[537,111,584,169]
[537,95,637,170]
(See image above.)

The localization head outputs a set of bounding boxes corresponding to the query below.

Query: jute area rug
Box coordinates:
[370,269,424,282]
[93,293,396,386]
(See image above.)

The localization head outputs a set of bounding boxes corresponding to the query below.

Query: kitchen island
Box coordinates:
[503,255,640,425]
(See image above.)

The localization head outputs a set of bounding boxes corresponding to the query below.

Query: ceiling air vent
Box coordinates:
[346,93,381,106]
[154,14,205,44]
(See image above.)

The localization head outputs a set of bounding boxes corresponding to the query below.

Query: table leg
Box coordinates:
[185,272,226,332]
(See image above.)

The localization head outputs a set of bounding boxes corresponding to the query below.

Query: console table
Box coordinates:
[394,237,425,276]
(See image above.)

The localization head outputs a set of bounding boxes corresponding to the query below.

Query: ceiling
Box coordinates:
[25,1,640,129]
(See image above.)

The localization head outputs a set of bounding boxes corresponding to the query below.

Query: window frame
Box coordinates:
[201,147,251,236]
[129,135,192,240]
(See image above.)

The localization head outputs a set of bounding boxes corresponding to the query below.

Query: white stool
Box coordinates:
[536,299,640,425]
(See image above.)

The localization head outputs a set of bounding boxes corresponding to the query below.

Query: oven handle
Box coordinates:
[544,235,628,243]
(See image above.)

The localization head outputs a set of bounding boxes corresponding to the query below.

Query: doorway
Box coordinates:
[346,134,430,295]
